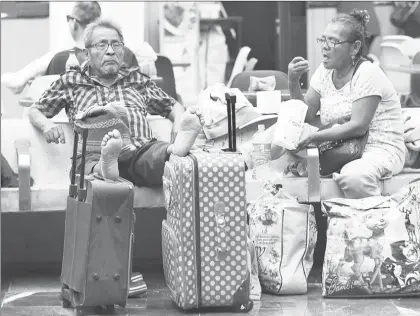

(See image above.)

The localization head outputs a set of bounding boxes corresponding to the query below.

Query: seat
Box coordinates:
[400,37,420,58]
[230,70,289,91]
[154,55,180,103]
[1,116,172,212]
[408,51,420,107]
[380,42,412,99]
[20,75,68,119]
[26,75,60,101]
[381,35,413,45]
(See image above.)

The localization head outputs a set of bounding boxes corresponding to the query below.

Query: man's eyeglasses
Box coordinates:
[316,37,353,48]
[86,42,125,52]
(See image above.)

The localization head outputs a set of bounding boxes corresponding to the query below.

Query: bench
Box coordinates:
[2,109,420,212]
[1,115,171,212]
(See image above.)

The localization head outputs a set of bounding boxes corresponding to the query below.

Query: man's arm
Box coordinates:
[142,78,185,141]
[27,76,69,143]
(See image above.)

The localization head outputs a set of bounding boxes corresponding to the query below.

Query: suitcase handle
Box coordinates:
[214,201,229,258]
[69,128,88,201]
[225,92,237,152]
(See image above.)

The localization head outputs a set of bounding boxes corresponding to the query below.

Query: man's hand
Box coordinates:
[42,122,66,144]
[1,72,28,95]
[288,57,310,84]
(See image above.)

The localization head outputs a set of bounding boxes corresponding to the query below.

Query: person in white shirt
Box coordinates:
[1,1,157,94]
[1,2,101,94]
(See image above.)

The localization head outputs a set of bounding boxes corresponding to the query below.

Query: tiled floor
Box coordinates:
[1,271,420,316]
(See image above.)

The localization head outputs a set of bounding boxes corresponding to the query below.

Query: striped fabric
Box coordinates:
[33,62,176,148]
[129,272,147,298]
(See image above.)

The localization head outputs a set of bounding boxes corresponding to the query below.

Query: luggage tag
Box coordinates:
[214,200,229,260]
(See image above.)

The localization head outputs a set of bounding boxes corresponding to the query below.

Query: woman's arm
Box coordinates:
[312,95,380,142]
[304,87,321,124]
[294,95,380,151]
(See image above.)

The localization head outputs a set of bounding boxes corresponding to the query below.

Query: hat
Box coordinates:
[74,103,133,155]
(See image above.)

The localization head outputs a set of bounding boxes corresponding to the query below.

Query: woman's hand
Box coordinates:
[288,57,310,84]
[292,133,315,153]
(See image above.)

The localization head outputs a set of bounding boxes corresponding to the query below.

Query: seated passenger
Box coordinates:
[28,17,203,185]
[27,18,204,297]
[287,9,405,199]
[1,1,154,94]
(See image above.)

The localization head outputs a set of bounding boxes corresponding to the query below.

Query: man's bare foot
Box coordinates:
[98,129,122,181]
[171,107,205,157]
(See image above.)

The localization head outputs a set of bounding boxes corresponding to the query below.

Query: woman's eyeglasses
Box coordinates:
[86,42,125,52]
[316,37,353,48]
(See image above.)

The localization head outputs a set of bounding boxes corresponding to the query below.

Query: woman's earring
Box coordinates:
[351,56,355,66]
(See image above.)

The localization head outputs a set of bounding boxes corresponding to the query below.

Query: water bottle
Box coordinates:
[250,124,271,180]
[66,49,79,71]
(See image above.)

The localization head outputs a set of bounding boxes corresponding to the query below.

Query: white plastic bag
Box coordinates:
[272,99,308,150]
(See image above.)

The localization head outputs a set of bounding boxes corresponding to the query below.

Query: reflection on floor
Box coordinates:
[1,271,420,316]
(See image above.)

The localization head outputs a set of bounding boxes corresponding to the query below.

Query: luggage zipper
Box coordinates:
[189,153,202,308]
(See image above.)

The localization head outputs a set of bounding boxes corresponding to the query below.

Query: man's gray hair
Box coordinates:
[84,18,125,48]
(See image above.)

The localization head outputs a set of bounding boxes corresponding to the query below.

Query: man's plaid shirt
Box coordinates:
[32,63,176,147]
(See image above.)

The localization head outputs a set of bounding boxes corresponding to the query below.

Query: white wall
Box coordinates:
[49,2,145,52]
[306,7,337,81]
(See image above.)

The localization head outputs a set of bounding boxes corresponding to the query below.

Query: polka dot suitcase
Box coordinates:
[162,152,252,311]
[161,92,253,311]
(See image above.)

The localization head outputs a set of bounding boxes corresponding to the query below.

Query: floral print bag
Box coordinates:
[322,178,420,297]
[248,184,318,295]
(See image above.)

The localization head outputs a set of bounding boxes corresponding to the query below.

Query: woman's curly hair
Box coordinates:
[332,9,372,59]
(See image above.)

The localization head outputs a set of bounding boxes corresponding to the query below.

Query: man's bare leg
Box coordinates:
[168,107,205,157]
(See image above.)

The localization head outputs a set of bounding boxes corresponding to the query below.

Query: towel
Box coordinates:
[197,84,262,139]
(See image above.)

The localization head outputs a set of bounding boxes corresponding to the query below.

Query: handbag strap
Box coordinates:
[350,57,367,89]
[352,57,367,77]
[404,1,419,21]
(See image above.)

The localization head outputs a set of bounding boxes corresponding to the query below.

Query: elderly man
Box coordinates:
[1,2,154,94]
[27,18,203,296]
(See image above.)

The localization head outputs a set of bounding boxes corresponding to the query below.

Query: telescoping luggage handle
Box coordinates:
[225,91,237,152]
[69,128,88,201]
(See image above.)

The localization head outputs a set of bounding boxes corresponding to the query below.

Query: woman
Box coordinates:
[288,9,406,199]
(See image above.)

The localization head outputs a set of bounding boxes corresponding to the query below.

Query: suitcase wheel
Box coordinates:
[75,306,84,316]
[59,285,71,308]
[105,305,115,312]
[235,300,253,313]
[59,295,71,308]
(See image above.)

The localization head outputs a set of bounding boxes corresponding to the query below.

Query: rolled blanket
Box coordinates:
[404,114,420,168]
[74,102,134,155]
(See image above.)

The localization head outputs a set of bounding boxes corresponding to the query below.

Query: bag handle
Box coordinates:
[69,128,88,201]
[225,91,237,152]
